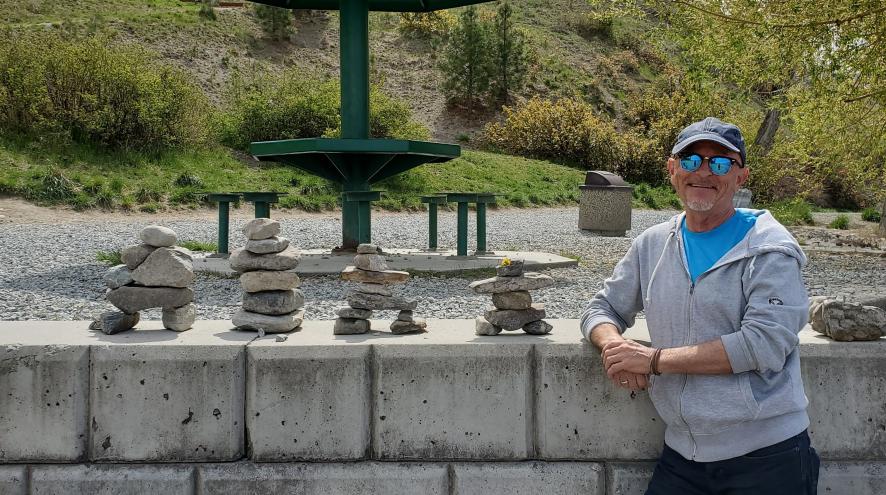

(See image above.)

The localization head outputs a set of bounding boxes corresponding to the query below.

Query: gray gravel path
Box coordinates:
[0,208,882,321]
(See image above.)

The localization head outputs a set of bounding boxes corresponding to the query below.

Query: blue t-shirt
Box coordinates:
[681,209,757,284]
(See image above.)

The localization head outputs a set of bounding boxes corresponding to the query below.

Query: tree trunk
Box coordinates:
[754,107,781,154]
[879,197,886,237]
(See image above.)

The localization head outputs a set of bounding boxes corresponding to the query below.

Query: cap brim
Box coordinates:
[671,133,741,156]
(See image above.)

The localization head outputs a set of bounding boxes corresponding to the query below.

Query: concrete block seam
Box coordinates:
[528,343,539,460]
[369,344,378,461]
[447,462,456,495]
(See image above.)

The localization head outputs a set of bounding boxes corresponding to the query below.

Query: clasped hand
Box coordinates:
[600,339,655,391]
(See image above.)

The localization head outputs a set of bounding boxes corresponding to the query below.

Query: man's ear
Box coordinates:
[666,157,677,177]
[736,166,749,187]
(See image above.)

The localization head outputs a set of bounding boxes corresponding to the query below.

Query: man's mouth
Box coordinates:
[688,184,716,190]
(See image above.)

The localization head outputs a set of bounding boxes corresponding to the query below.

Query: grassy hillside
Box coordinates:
[0,0,681,213]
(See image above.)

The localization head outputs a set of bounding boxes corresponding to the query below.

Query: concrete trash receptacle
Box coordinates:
[579,171,633,236]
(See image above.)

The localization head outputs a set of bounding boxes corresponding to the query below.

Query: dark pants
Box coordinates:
[645,430,820,495]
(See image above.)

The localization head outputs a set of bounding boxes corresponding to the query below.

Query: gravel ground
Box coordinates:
[0,208,883,321]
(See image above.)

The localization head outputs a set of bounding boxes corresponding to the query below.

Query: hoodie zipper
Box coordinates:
[674,221,698,460]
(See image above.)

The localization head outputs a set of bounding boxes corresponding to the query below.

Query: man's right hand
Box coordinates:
[589,323,649,391]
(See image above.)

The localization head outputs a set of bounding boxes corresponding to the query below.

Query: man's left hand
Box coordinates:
[602,339,655,377]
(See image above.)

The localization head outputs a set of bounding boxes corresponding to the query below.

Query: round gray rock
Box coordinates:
[240,271,300,293]
[475,316,502,336]
[354,254,389,272]
[242,289,305,316]
[163,303,196,332]
[334,317,371,335]
[242,218,281,241]
[140,225,177,247]
[233,309,304,333]
[356,243,381,254]
[390,317,427,334]
[245,236,290,255]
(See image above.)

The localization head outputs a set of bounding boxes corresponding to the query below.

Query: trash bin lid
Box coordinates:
[581,171,633,190]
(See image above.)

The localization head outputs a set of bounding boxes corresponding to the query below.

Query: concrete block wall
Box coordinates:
[1,319,885,494]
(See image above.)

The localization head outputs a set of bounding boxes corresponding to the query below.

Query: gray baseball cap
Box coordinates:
[671,117,747,165]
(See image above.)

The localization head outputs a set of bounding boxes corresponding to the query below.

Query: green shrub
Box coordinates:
[199,0,217,20]
[139,202,160,213]
[0,34,209,151]
[398,11,455,39]
[862,207,881,223]
[174,173,204,188]
[96,250,122,265]
[574,12,615,39]
[95,189,115,209]
[767,198,814,226]
[829,214,850,230]
[218,69,428,149]
[179,240,217,252]
[135,187,163,203]
[254,4,294,40]
[27,167,75,202]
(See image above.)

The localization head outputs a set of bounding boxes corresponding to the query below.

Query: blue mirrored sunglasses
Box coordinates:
[678,153,743,176]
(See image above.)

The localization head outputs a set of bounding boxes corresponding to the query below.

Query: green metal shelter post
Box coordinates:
[207,193,241,256]
[421,195,448,250]
[446,193,477,256]
[340,0,370,140]
[239,192,287,219]
[343,190,382,246]
[475,193,496,254]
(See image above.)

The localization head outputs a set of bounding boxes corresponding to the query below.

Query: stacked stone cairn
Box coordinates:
[334,244,425,335]
[470,258,555,336]
[230,218,304,334]
[809,295,886,341]
[96,225,196,335]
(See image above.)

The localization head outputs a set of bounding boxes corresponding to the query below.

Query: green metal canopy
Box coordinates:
[249,0,487,12]
[247,0,493,250]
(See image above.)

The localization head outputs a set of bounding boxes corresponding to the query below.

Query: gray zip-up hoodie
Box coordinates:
[581,209,810,462]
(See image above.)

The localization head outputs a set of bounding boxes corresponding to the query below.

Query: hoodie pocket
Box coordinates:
[648,374,686,429]
[681,373,761,434]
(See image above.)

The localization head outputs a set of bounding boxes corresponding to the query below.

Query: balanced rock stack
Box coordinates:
[469,258,555,336]
[230,218,304,333]
[97,225,196,335]
[809,296,886,341]
[334,244,425,335]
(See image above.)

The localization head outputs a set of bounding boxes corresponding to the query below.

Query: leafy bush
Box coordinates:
[135,187,163,203]
[483,97,662,183]
[27,167,75,201]
[574,12,615,39]
[199,0,217,20]
[218,69,429,149]
[398,11,455,39]
[0,34,210,151]
[767,198,814,226]
[174,173,204,188]
[862,207,881,223]
[829,214,850,230]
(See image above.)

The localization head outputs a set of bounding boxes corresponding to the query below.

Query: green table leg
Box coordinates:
[254,202,271,219]
[428,203,438,250]
[476,202,487,253]
[358,201,371,244]
[218,201,231,255]
[457,201,468,256]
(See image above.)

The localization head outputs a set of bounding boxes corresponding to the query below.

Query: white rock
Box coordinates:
[162,303,195,332]
[242,218,281,240]
[139,225,177,247]
[131,248,195,288]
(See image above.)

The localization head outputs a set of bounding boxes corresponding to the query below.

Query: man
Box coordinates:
[580,117,819,494]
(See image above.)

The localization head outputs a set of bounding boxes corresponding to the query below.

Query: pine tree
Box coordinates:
[254,4,294,41]
[490,1,529,104]
[439,6,492,112]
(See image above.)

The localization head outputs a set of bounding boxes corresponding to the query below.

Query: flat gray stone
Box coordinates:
[334,317,371,335]
[496,259,525,277]
[245,236,290,254]
[106,286,194,314]
[233,309,304,333]
[230,246,300,273]
[162,303,195,332]
[390,318,427,334]
[242,218,280,240]
[357,243,381,254]
[103,264,133,289]
[355,282,393,296]
[397,310,414,321]
[348,292,417,311]
[121,244,156,270]
[242,289,304,316]
[469,272,555,294]
[475,316,502,336]
[523,319,553,335]
[812,299,886,341]
[492,290,532,310]
[91,311,139,335]
[341,266,408,285]
[139,225,177,247]
[337,307,373,319]
[240,270,300,293]
[485,303,547,331]
[130,247,195,288]
[354,253,389,272]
